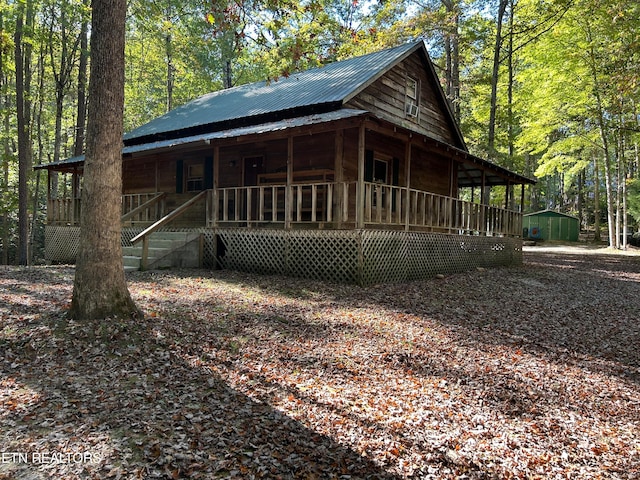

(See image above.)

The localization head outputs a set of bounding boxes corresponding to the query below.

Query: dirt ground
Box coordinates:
[524,242,640,256]
[1,247,639,479]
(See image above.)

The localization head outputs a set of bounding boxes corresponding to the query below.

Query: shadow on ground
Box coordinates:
[0,286,396,479]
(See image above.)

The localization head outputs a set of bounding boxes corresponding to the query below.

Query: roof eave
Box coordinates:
[123,101,344,147]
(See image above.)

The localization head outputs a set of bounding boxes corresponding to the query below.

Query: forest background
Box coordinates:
[1,0,639,265]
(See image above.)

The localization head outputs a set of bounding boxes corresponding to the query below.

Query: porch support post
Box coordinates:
[480,170,486,204]
[520,183,525,212]
[71,167,79,225]
[285,135,293,229]
[334,129,344,227]
[404,136,412,232]
[212,145,219,227]
[449,159,455,198]
[505,181,510,210]
[481,170,487,236]
[46,170,52,224]
[356,123,365,229]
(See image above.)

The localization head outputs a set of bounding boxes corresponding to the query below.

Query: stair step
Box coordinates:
[123,231,201,272]
[122,246,170,257]
[148,231,195,242]
[123,255,142,268]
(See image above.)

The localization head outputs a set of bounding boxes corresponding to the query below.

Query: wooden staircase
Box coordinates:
[122,231,202,272]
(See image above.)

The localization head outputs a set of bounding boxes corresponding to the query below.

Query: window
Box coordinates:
[372,158,389,207]
[373,158,388,184]
[186,163,204,192]
[405,77,419,119]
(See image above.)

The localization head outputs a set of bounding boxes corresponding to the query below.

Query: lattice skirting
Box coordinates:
[45,226,217,268]
[45,226,81,263]
[217,228,522,285]
[45,225,521,285]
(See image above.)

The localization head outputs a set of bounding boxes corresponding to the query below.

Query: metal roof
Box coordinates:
[37,39,534,187]
[124,109,368,155]
[524,209,578,219]
[35,109,369,171]
[457,154,536,187]
[124,41,421,144]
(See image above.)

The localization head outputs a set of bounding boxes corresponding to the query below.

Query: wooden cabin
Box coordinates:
[37,40,534,285]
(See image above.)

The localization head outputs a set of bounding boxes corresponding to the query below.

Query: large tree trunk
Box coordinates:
[2,93,8,265]
[165,32,174,112]
[14,0,34,265]
[70,0,141,320]
[588,51,615,247]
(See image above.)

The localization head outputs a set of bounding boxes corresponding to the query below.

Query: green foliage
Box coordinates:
[627,178,640,227]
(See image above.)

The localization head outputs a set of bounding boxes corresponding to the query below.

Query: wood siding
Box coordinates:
[346,54,457,146]
[409,147,452,197]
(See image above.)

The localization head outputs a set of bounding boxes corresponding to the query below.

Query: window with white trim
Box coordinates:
[405,77,420,120]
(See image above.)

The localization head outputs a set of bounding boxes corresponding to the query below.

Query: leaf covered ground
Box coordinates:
[1,248,639,479]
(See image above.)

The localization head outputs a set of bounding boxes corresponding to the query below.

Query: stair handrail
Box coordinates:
[121,192,166,224]
[130,190,208,270]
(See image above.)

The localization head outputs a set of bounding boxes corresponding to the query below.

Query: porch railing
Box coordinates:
[47,197,81,225]
[206,182,521,236]
[47,193,167,226]
[363,183,521,236]
[207,182,355,227]
[47,183,522,237]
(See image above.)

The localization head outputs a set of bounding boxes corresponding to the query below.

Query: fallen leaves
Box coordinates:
[0,251,639,478]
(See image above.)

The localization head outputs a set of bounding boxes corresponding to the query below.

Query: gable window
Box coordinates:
[405,77,420,120]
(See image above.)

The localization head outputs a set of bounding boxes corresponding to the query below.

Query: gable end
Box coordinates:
[345,47,463,149]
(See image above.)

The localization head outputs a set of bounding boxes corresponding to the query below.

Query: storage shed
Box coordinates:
[523,210,579,242]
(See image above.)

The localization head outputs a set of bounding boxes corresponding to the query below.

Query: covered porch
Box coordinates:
[41,112,529,238]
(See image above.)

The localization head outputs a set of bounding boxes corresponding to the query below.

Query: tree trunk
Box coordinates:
[588,58,615,247]
[593,153,601,242]
[506,0,515,164]
[74,6,89,157]
[1,9,9,265]
[2,95,8,265]
[224,59,232,89]
[14,0,34,266]
[70,0,141,320]
[166,32,174,112]
[618,113,627,250]
[442,0,460,121]
[488,0,508,159]
[577,169,584,231]
[30,42,47,263]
